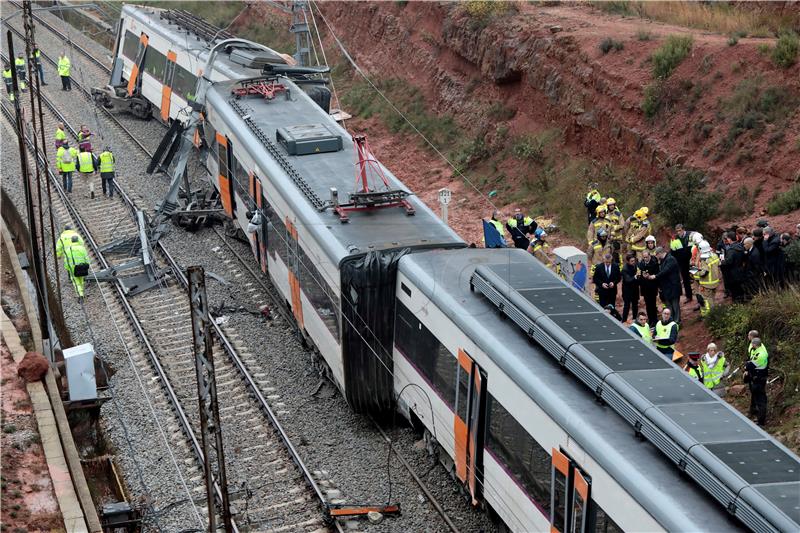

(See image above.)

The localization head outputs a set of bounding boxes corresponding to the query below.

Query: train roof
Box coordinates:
[121,4,263,80]
[399,248,776,532]
[205,79,465,264]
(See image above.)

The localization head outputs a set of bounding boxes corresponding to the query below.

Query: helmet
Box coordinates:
[606,197,617,205]
[539,231,547,238]
[645,235,656,243]
[534,227,545,239]
[634,209,646,220]
[595,205,607,214]
[691,232,704,245]
[699,240,711,254]
[640,206,649,216]
[598,228,608,238]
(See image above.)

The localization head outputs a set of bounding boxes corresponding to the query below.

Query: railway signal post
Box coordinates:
[438,187,451,226]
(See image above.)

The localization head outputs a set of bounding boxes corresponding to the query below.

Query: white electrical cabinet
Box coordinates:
[63,343,97,401]
[552,245,590,293]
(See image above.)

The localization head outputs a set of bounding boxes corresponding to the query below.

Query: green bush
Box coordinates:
[652,167,720,232]
[766,184,800,215]
[636,29,652,41]
[641,81,663,118]
[599,38,625,54]
[772,31,799,68]
[651,34,693,78]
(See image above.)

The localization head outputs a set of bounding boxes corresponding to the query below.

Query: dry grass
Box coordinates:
[593,1,800,36]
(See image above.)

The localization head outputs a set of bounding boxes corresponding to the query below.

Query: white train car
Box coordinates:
[394,248,795,532]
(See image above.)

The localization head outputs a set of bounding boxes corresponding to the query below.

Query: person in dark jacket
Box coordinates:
[621,253,639,322]
[721,231,747,303]
[648,247,682,323]
[638,250,660,326]
[744,237,764,296]
[762,226,785,286]
[592,253,621,309]
[669,224,693,301]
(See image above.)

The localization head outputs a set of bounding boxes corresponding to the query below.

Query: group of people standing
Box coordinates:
[3,49,71,101]
[54,122,116,199]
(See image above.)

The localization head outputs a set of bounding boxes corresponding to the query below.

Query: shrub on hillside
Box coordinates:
[766,184,800,216]
[651,34,693,78]
[772,31,799,68]
[652,167,720,232]
[599,37,625,54]
[641,82,663,119]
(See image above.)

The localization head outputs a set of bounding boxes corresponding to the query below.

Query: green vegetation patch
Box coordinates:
[652,167,720,233]
[599,38,625,54]
[766,184,800,216]
[651,35,693,79]
[772,31,799,68]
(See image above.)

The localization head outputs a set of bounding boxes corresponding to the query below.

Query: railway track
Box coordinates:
[0,48,336,531]
[9,5,470,532]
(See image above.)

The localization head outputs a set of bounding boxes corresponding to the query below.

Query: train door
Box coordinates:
[249,172,268,273]
[454,349,487,505]
[215,133,234,217]
[550,448,591,533]
[126,32,148,97]
[160,50,177,122]
[284,217,304,328]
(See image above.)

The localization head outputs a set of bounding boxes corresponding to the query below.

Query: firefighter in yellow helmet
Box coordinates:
[587,204,612,263]
[626,207,651,260]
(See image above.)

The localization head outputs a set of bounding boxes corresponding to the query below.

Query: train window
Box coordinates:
[173,64,197,101]
[552,467,567,530]
[298,245,339,337]
[122,30,138,61]
[591,503,624,533]
[231,156,248,204]
[143,48,167,83]
[394,302,457,410]
[457,367,469,421]
[487,395,552,514]
[400,283,411,297]
[217,139,229,179]
[267,209,287,264]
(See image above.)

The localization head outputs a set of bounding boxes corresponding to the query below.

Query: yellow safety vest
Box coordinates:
[56,230,83,258]
[489,219,505,237]
[631,322,652,343]
[60,148,78,172]
[78,152,94,173]
[99,151,115,173]
[748,345,768,370]
[2,68,11,82]
[702,355,726,389]
[698,255,721,287]
[55,128,66,142]
[507,216,533,228]
[58,56,71,77]
[14,57,24,69]
[654,320,677,349]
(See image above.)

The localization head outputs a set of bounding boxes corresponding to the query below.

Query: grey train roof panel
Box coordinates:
[468,251,800,532]
[399,248,744,532]
[205,81,464,262]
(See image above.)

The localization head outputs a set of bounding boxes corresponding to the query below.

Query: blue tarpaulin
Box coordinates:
[483,220,506,248]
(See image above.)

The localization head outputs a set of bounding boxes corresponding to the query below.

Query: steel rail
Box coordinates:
[1,42,340,532]
[0,98,239,533]
[7,0,112,74]
[1,18,151,156]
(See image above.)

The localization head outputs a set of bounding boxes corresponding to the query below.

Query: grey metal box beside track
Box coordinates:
[276,123,343,155]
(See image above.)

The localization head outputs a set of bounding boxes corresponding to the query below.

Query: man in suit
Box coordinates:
[650,246,682,323]
[593,253,621,308]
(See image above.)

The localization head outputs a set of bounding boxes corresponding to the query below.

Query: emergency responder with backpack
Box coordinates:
[56,141,78,193]
[65,236,90,300]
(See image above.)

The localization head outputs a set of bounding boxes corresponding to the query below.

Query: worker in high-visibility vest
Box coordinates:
[98,146,116,198]
[2,63,13,101]
[691,240,721,318]
[56,141,79,193]
[745,337,769,426]
[14,54,26,92]
[30,48,45,85]
[64,236,90,300]
[701,343,728,394]
[629,311,652,344]
[55,122,67,149]
[56,225,84,260]
[77,147,98,199]
[653,307,678,357]
[58,52,71,91]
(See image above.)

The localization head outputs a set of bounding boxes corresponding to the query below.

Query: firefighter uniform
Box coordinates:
[529,235,552,268]
[692,249,721,317]
[587,206,612,263]
[626,209,651,260]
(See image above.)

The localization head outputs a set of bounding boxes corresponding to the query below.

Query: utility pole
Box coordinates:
[22,0,58,357]
[6,29,51,357]
[187,266,233,533]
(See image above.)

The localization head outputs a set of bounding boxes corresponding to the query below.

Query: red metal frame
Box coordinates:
[231,79,288,100]
[333,134,415,222]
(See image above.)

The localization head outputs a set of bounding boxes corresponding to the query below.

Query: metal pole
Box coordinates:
[6,29,50,355]
[22,0,56,357]
[442,203,448,226]
[188,266,233,533]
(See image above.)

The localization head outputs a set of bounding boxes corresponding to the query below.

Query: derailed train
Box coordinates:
[110,5,800,532]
